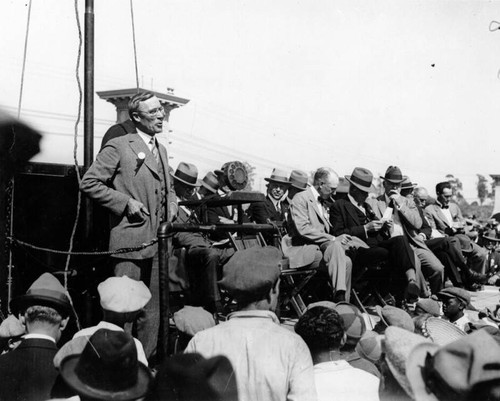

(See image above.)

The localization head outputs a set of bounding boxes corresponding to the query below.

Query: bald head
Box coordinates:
[313,167,339,200]
[414,187,428,208]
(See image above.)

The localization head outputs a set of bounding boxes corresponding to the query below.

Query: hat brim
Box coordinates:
[264,177,291,185]
[345,175,372,192]
[375,305,389,327]
[483,235,500,242]
[201,181,217,194]
[170,172,201,187]
[380,176,405,184]
[59,355,152,401]
[290,182,308,190]
[10,294,71,316]
[406,342,440,401]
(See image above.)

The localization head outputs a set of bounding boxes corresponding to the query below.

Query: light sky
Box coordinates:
[2,0,500,200]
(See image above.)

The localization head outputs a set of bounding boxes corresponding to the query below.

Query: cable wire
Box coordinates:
[130,0,140,91]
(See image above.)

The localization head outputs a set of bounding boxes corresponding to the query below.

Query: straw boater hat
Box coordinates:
[59,329,152,401]
[407,330,500,401]
[264,168,291,185]
[289,170,309,190]
[10,272,72,317]
[380,166,405,184]
[345,167,373,192]
[201,172,220,194]
[414,316,466,346]
[172,162,201,187]
[401,176,418,192]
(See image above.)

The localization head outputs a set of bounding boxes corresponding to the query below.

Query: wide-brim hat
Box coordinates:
[401,176,418,191]
[10,273,72,316]
[289,170,309,190]
[59,329,152,401]
[264,168,291,185]
[406,342,441,401]
[380,165,405,184]
[418,317,466,346]
[345,167,373,192]
[171,162,200,187]
[384,326,432,398]
[201,171,220,194]
[483,229,500,242]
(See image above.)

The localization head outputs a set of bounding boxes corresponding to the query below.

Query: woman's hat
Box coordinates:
[172,162,201,187]
[345,167,373,192]
[201,172,220,194]
[380,166,405,184]
[59,329,152,401]
[264,168,290,185]
[289,170,309,190]
[10,273,72,317]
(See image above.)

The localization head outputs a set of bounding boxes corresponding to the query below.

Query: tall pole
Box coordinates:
[84,0,94,243]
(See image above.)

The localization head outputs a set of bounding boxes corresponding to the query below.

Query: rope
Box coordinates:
[64,0,84,294]
[130,0,140,91]
[9,237,159,256]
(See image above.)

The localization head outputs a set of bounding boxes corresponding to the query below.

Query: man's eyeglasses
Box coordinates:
[140,106,165,117]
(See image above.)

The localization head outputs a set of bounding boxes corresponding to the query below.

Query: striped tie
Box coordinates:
[150,137,159,164]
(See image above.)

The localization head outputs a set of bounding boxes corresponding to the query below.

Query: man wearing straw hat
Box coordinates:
[0,273,72,401]
[172,162,235,314]
[81,91,177,358]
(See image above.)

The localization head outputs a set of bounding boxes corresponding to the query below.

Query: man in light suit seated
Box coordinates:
[288,167,364,302]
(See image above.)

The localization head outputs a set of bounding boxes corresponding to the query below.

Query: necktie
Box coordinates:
[150,137,159,164]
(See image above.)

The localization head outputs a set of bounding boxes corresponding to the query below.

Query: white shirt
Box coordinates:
[384,195,404,237]
[185,310,317,401]
[311,186,328,220]
[450,314,471,332]
[136,128,155,151]
[23,333,56,343]
[314,360,380,401]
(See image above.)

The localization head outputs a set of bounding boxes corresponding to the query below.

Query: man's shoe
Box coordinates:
[462,268,488,285]
[406,279,420,299]
[333,290,346,303]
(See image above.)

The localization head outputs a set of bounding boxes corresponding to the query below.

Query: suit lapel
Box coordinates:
[435,206,452,228]
[345,200,365,224]
[128,134,159,178]
[307,189,330,229]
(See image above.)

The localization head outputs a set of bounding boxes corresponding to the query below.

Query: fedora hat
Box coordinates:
[264,168,290,185]
[172,162,200,187]
[345,167,373,192]
[483,229,500,242]
[148,353,238,401]
[401,176,418,191]
[59,329,152,401]
[407,330,500,401]
[10,273,72,316]
[380,166,405,184]
[289,170,308,190]
[201,172,220,194]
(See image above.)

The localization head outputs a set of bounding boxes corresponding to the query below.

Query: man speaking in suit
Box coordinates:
[288,167,358,302]
[80,91,176,358]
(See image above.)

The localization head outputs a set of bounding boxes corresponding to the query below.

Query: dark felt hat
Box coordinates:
[59,329,152,401]
[264,168,291,185]
[380,166,405,184]
[407,330,500,401]
[437,287,470,305]
[10,273,72,316]
[218,246,282,297]
[172,162,201,187]
[483,229,500,242]
[148,353,238,401]
[345,167,373,192]
[201,171,220,194]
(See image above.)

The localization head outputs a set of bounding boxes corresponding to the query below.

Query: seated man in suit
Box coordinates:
[288,167,359,302]
[425,181,488,275]
[246,168,290,244]
[0,273,71,401]
[172,162,235,314]
[330,167,421,300]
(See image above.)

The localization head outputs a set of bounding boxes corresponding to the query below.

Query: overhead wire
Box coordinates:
[130,0,140,91]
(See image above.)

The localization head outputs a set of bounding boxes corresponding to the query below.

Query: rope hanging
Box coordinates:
[130,0,140,91]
